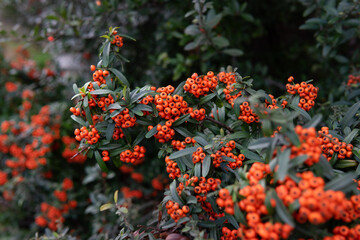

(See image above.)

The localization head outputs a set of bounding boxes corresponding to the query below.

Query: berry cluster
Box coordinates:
[90,67,110,85]
[165,156,181,180]
[291,126,322,166]
[178,176,221,202]
[211,140,245,169]
[286,77,318,111]
[318,126,353,160]
[218,71,242,105]
[93,94,115,111]
[325,224,360,239]
[154,85,188,120]
[237,101,259,124]
[171,137,196,151]
[247,162,271,185]
[165,200,190,223]
[264,94,279,111]
[61,136,86,164]
[121,187,143,199]
[278,171,360,225]
[188,107,206,121]
[184,72,218,98]
[111,108,136,128]
[192,147,206,164]
[347,74,360,86]
[148,121,175,143]
[69,107,81,116]
[74,126,100,144]
[119,145,146,165]
[112,126,124,140]
[110,30,124,47]
[102,150,110,161]
[216,188,234,215]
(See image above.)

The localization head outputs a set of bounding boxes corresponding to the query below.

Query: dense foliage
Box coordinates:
[0,0,360,239]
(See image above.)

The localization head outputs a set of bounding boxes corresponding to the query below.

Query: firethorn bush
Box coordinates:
[1,1,360,239]
[64,26,360,239]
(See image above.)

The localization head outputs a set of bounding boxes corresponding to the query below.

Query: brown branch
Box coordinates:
[71,146,90,159]
[204,116,233,133]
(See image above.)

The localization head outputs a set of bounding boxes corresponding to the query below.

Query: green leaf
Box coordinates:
[199,93,216,105]
[226,131,249,140]
[106,122,116,141]
[303,114,322,128]
[272,190,295,227]
[343,129,359,144]
[277,148,291,181]
[194,136,208,146]
[213,36,229,48]
[109,68,130,87]
[284,130,301,147]
[248,137,271,150]
[340,102,360,130]
[184,41,198,51]
[206,10,222,29]
[172,114,190,127]
[118,33,136,41]
[95,151,108,173]
[288,155,308,168]
[90,89,113,95]
[145,127,158,138]
[225,214,239,229]
[180,156,194,168]
[133,131,145,146]
[241,149,263,162]
[289,104,311,120]
[324,172,357,191]
[194,163,201,177]
[102,41,111,67]
[234,203,247,225]
[170,180,183,205]
[71,115,86,126]
[169,147,197,159]
[73,83,79,94]
[222,48,244,57]
[174,127,194,138]
[202,155,211,177]
[100,203,114,211]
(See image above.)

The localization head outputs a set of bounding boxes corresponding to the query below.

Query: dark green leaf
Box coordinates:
[202,155,211,177]
[285,130,300,147]
[95,151,108,173]
[106,122,115,141]
[272,190,295,227]
[248,137,271,150]
[289,104,311,120]
[169,147,197,159]
[109,68,130,87]
[241,149,263,162]
[324,172,357,191]
[340,102,360,130]
[174,127,194,138]
[145,127,158,138]
[194,163,201,177]
[277,148,291,181]
[343,129,359,144]
[172,114,190,127]
[90,89,113,95]
[194,136,208,146]
[170,180,183,205]
[102,41,111,67]
[303,114,322,128]
[199,93,216,105]
[222,48,244,57]
[71,115,86,126]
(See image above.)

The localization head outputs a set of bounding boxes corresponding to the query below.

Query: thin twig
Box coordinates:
[71,146,90,159]
[204,116,233,133]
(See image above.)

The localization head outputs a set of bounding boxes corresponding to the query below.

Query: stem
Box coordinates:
[204,116,233,133]
[71,146,90,159]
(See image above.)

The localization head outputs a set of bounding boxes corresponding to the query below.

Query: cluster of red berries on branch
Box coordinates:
[184,72,218,98]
